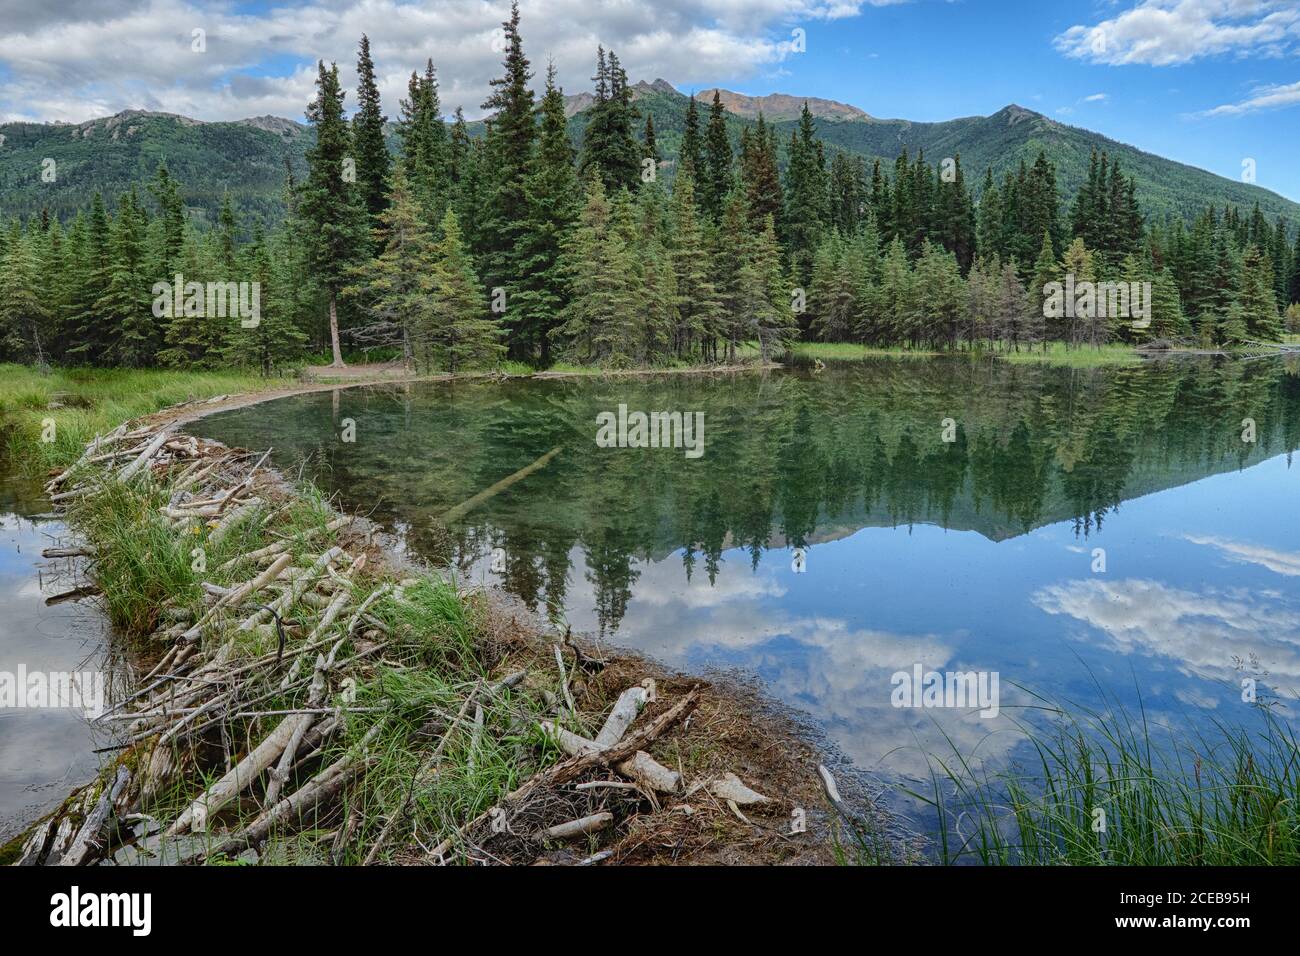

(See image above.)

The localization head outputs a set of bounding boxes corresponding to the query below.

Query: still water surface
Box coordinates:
[3,357,1296,838]
[192,357,1300,808]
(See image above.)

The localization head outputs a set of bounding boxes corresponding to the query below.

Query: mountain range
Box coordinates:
[2,81,1296,234]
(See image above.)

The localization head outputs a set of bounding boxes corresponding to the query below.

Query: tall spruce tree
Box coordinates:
[783,103,829,282]
[514,63,581,364]
[699,91,733,223]
[301,59,366,367]
[579,48,640,192]
[352,35,392,237]
[479,0,536,326]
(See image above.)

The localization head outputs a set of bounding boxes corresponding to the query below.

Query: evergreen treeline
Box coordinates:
[2,2,1298,370]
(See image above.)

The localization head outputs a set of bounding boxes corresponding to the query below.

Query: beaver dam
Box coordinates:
[6,403,882,867]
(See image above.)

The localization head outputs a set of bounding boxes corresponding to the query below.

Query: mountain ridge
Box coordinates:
[3,86,1297,233]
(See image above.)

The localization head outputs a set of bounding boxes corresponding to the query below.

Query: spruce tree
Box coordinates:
[1029,230,1059,334]
[0,230,49,363]
[668,171,721,361]
[740,114,782,235]
[514,63,580,364]
[224,225,307,374]
[1148,268,1188,341]
[479,0,536,317]
[700,91,733,223]
[301,59,366,367]
[751,214,795,361]
[352,34,392,236]
[65,193,113,364]
[430,209,505,371]
[352,163,434,368]
[100,190,153,367]
[398,60,450,224]
[783,103,829,282]
[680,94,703,178]
[579,48,640,192]
[1239,245,1281,340]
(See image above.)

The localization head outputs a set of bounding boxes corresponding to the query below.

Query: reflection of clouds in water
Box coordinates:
[1174,686,1221,710]
[1183,534,1300,578]
[566,553,1028,778]
[1032,578,1300,686]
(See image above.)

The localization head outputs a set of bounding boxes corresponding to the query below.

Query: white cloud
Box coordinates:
[1198,78,1300,115]
[1083,92,1108,102]
[1055,0,1300,67]
[1183,534,1300,575]
[1032,577,1300,688]
[0,0,895,123]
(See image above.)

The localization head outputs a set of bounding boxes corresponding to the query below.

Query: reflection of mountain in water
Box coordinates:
[195,357,1300,635]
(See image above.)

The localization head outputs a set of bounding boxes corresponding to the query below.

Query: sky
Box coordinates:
[1,0,1298,201]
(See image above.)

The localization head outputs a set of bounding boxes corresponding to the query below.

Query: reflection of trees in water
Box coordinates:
[198,358,1300,637]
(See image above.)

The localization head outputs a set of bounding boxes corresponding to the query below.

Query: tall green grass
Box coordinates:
[0,365,291,473]
[911,682,1300,865]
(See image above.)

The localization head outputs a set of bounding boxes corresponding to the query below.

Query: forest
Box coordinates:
[1,1,1298,374]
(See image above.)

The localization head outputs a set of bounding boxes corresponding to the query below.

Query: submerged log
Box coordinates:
[437,446,562,524]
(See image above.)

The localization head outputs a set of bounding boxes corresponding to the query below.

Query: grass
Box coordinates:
[998,341,1143,367]
[740,340,1144,367]
[911,680,1300,866]
[0,365,293,474]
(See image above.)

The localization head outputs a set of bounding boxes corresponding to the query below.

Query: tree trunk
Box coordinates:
[328,290,346,368]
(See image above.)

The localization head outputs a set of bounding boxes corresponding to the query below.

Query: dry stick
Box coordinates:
[265,659,327,806]
[118,430,171,483]
[280,589,351,688]
[437,446,562,524]
[216,516,351,573]
[553,645,575,714]
[429,686,701,862]
[594,685,649,747]
[537,812,612,842]
[44,584,102,606]
[47,422,128,491]
[167,699,320,834]
[215,448,272,517]
[41,546,95,559]
[204,721,385,861]
[542,722,681,794]
[239,547,343,632]
[208,501,262,548]
[182,553,293,642]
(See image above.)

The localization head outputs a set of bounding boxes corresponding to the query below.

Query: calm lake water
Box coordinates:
[187,357,1299,813]
[0,470,117,842]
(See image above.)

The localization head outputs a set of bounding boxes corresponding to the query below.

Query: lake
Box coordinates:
[189,357,1300,817]
[0,470,119,842]
[0,354,1277,841]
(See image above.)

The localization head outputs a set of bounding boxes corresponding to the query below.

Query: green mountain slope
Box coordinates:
[0,110,313,228]
[3,88,1297,230]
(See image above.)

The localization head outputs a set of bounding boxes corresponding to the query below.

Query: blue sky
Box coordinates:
[2,0,1298,200]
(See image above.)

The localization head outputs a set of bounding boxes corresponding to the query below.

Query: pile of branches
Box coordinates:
[15,415,787,867]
